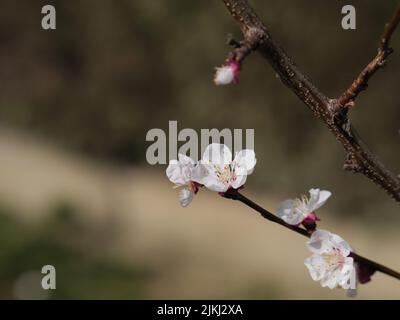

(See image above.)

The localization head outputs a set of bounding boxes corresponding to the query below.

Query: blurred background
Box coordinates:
[0,0,399,299]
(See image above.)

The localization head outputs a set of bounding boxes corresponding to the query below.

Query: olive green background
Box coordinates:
[0,0,399,299]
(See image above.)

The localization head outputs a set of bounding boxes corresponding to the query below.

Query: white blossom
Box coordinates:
[166,154,200,207]
[277,188,331,226]
[304,230,356,290]
[196,143,256,193]
[214,61,240,85]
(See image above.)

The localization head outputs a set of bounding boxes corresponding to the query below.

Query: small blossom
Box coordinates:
[166,154,201,207]
[197,143,256,193]
[277,188,331,228]
[214,60,240,85]
[304,230,355,290]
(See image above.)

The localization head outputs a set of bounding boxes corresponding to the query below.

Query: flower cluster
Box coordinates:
[166,143,256,207]
[207,60,384,295]
[276,189,363,291]
[166,146,373,294]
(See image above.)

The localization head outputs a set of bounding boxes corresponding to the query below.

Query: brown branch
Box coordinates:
[338,5,400,107]
[381,5,400,51]
[223,190,400,282]
[221,0,400,202]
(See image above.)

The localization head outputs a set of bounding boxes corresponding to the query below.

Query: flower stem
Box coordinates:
[226,191,400,282]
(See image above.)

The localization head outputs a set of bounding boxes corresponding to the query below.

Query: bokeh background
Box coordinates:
[0,0,399,299]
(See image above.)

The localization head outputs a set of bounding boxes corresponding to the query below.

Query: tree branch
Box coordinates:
[338,5,400,107]
[220,0,400,202]
[224,190,400,282]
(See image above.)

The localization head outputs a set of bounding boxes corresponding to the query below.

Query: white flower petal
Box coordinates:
[198,166,229,192]
[191,163,209,185]
[307,188,331,212]
[166,155,197,186]
[214,65,235,85]
[306,229,332,254]
[202,143,232,166]
[277,199,304,225]
[179,188,194,207]
[335,263,354,289]
[304,254,325,281]
[230,173,247,190]
[320,273,338,289]
[232,149,256,176]
[329,233,352,256]
[178,153,196,166]
[202,177,229,192]
[346,268,358,295]
[166,160,188,185]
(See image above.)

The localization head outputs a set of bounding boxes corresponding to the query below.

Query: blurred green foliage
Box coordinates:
[0,204,150,299]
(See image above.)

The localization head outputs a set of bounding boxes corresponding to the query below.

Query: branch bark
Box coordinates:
[221,0,400,202]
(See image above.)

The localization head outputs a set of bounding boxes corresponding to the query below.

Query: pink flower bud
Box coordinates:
[214,60,240,85]
[302,212,320,231]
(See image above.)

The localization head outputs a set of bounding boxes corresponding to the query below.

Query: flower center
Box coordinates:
[322,248,345,268]
[214,164,235,185]
[294,197,310,217]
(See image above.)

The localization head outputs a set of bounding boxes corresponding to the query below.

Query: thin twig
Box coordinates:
[224,190,400,282]
[337,5,400,107]
[220,0,400,202]
[381,5,400,53]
